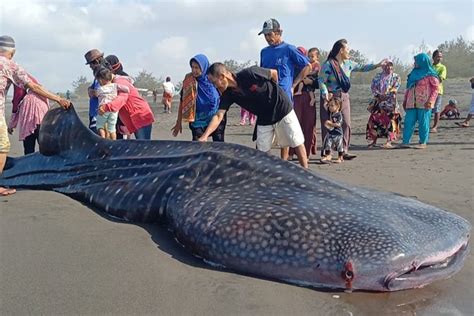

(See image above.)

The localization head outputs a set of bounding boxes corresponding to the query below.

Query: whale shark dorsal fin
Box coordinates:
[38,105,104,157]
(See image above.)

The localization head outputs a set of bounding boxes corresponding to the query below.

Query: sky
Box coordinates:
[1,0,473,92]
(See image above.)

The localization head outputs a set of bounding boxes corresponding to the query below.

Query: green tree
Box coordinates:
[437,36,474,78]
[71,75,91,98]
[133,70,162,91]
[318,49,328,62]
[412,40,432,56]
[349,49,375,84]
[223,59,254,73]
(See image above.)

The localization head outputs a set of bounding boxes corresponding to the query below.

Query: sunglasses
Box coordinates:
[89,59,101,65]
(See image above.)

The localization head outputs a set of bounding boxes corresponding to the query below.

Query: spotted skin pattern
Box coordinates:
[1,107,470,291]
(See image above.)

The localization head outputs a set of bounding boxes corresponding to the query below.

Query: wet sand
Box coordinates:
[1,81,473,315]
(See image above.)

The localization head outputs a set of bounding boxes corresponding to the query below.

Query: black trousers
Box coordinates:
[190,117,227,142]
[23,127,40,155]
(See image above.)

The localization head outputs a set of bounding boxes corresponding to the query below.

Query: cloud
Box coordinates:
[239,28,268,62]
[135,36,192,83]
[466,25,474,41]
[151,37,190,60]
[1,0,471,92]
[434,12,455,26]
[399,42,437,64]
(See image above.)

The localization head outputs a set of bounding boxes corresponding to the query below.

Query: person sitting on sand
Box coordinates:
[439,99,460,119]
[321,95,344,164]
[455,77,474,127]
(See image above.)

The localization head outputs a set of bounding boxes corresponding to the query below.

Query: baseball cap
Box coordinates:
[0,35,15,49]
[258,18,281,35]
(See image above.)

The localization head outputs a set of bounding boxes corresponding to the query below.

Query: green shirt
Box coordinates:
[433,63,447,95]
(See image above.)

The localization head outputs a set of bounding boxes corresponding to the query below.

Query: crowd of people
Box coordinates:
[1,18,473,195]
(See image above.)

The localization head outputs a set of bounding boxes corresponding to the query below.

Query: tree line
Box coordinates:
[71,36,473,98]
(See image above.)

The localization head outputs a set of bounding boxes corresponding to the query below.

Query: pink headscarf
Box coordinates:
[382,60,394,75]
[297,46,307,56]
[373,60,395,95]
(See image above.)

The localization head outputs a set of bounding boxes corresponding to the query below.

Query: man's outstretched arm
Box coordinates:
[198,110,226,141]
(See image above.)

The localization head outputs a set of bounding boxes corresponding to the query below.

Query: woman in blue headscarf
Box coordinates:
[172,54,226,141]
[401,53,439,149]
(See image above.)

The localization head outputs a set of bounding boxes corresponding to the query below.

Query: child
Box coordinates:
[239,107,256,126]
[95,67,129,140]
[439,99,460,119]
[294,47,320,106]
[321,96,344,164]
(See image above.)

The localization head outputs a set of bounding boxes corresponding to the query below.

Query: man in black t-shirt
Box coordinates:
[197,63,308,168]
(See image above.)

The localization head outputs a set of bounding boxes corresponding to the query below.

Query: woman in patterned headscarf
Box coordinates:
[365,60,401,148]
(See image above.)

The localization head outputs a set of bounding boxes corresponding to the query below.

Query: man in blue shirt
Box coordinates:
[84,49,105,134]
[259,18,311,160]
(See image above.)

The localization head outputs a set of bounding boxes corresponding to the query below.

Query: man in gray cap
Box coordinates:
[0,35,70,196]
[258,18,311,161]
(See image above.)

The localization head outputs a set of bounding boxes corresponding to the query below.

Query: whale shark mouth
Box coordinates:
[385,241,470,291]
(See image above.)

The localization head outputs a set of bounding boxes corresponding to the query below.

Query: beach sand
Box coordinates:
[1,80,473,315]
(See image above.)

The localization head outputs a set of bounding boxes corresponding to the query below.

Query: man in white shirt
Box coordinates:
[162,76,175,113]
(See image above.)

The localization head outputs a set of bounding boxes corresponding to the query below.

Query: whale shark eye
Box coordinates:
[341,261,355,291]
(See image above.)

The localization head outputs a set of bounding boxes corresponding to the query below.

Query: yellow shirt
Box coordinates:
[433,63,447,95]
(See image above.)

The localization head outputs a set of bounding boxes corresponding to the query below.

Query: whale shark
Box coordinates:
[0,107,470,292]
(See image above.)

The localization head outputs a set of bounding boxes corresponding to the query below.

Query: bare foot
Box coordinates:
[382,143,393,149]
[430,127,438,133]
[0,187,16,196]
[414,144,427,149]
[320,156,332,164]
[455,122,469,127]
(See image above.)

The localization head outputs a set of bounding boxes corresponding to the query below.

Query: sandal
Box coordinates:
[343,153,357,160]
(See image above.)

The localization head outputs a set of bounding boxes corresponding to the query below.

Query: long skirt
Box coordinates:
[320,92,351,155]
[366,109,401,143]
[289,91,316,158]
